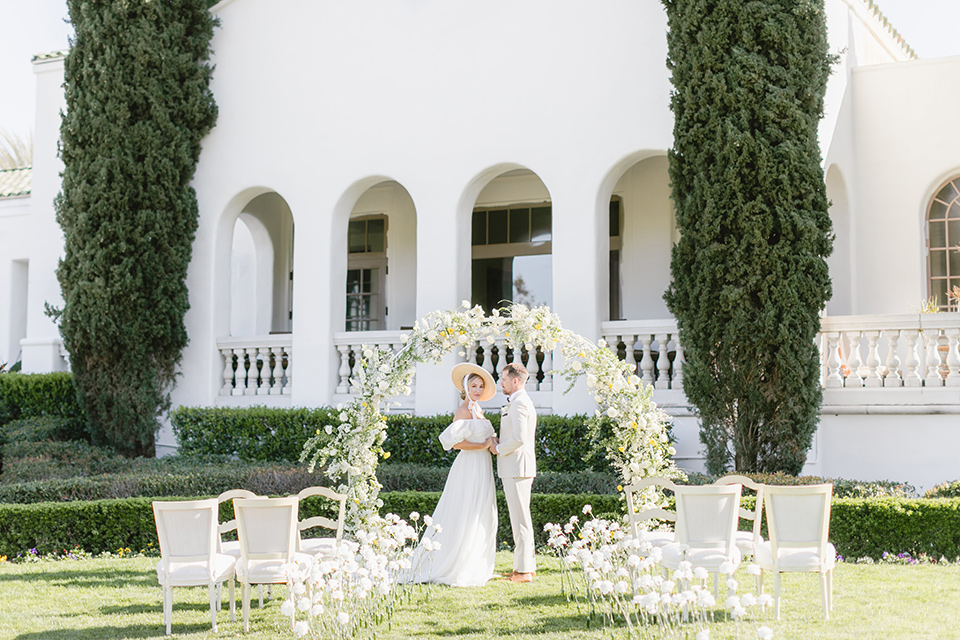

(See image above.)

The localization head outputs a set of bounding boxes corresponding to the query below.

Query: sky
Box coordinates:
[1,0,959,138]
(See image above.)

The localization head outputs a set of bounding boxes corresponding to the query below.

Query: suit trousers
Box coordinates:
[502,476,535,573]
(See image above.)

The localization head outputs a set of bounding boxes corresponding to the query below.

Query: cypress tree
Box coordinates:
[662,0,834,474]
[53,0,217,456]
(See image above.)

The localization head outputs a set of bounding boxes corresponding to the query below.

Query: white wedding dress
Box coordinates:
[404,414,497,587]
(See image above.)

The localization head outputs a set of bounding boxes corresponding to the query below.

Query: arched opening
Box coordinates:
[825,165,852,315]
[927,175,960,311]
[345,180,417,331]
[608,154,674,320]
[228,192,294,335]
[470,168,553,313]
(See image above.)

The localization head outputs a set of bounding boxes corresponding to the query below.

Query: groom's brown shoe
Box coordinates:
[507,572,534,583]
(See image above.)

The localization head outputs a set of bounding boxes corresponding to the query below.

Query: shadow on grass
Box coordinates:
[0,567,155,589]
[13,623,180,639]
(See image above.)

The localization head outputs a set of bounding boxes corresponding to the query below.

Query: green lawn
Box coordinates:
[1,552,959,640]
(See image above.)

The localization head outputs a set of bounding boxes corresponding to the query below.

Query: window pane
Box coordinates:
[509,208,530,243]
[367,219,385,253]
[472,211,486,246]
[936,182,959,203]
[348,221,366,253]
[364,268,377,294]
[950,250,960,276]
[531,206,551,242]
[950,202,960,220]
[488,209,508,244]
[931,250,947,277]
[930,221,946,248]
[346,269,361,294]
[346,297,361,318]
[609,199,621,237]
[932,278,949,304]
[512,254,552,308]
[471,257,512,313]
[929,200,948,220]
[360,297,371,318]
[948,220,960,246]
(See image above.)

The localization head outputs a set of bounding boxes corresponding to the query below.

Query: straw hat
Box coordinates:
[450,363,496,402]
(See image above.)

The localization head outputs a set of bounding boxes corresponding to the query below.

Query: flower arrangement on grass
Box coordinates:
[301,302,679,529]
[283,511,435,640]
[544,507,774,639]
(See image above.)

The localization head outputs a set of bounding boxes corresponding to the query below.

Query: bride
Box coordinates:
[404,363,498,586]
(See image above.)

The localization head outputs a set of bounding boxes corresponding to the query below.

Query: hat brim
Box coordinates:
[451,363,496,402]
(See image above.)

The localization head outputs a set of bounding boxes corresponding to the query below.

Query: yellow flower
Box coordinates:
[316,429,322,435]
[0,555,6,563]
[382,451,391,459]
[631,422,637,429]
[535,324,541,329]
[618,446,625,453]
[617,485,623,492]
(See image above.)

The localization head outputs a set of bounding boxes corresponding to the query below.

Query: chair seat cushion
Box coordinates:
[237,552,314,583]
[300,537,359,557]
[156,554,236,586]
[661,542,742,571]
[734,531,763,555]
[755,542,837,572]
[220,540,241,557]
[640,531,675,548]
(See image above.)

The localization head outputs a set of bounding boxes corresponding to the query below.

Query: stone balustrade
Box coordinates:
[216,334,292,396]
[600,319,684,391]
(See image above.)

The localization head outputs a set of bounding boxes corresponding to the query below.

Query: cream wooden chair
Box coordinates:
[713,474,765,558]
[152,498,237,635]
[754,483,835,620]
[660,484,743,596]
[295,486,356,559]
[234,496,314,632]
[623,476,678,550]
[217,489,259,559]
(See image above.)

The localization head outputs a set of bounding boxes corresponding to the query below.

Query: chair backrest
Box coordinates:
[623,477,677,539]
[153,498,219,578]
[674,484,742,553]
[217,489,259,540]
[234,496,300,564]
[296,486,346,541]
[714,474,765,540]
[764,484,833,560]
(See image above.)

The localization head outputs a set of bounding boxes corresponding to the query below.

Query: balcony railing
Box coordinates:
[217,335,292,396]
[217,312,960,406]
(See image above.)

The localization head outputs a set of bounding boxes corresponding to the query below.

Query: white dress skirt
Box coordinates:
[404,418,498,586]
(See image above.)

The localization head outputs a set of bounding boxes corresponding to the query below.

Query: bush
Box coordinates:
[0,373,85,436]
[376,462,619,495]
[680,470,916,498]
[173,406,614,473]
[925,480,960,498]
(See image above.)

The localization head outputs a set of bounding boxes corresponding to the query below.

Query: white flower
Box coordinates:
[363,348,373,358]
[696,631,711,640]
[693,566,709,580]
[294,620,309,637]
[726,578,738,591]
[427,330,438,341]
[297,597,311,612]
[337,611,350,625]
[461,299,470,308]
[742,593,757,607]
[423,515,433,526]
[747,563,762,575]
[582,504,593,514]
[758,593,774,607]
[757,625,774,640]
[280,599,295,616]
[410,511,420,521]
[720,560,737,575]
[311,603,324,616]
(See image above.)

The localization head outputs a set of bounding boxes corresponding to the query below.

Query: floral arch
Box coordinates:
[301,302,679,527]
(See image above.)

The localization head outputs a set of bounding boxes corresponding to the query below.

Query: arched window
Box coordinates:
[928,176,960,311]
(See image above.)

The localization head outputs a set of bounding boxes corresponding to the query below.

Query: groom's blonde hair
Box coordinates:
[502,362,528,384]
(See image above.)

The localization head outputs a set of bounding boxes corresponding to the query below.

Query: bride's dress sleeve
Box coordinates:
[438,420,471,451]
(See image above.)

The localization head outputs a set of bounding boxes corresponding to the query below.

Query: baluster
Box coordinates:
[883,330,902,387]
[231,347,247,396]
[270,346,284,395]
[245,347,260,396]
[843,331,863,387]
[672,341,684,391]
[824,333,843,388]
[336,345,351,394]
[945,328,960,387]
[902,330,922,387]
[540,346,553,392]
[283,350,292,395]
[624,335,639,373]
[221,348,235,396]
[862,331,882,387]
[482,339,497,380]
[655,333,671,390]
[924,331,943,387]
[493,338,507,380]
[526,346,540,391]
[639,335,655,386]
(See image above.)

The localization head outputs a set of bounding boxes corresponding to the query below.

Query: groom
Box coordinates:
[491,362,537,583]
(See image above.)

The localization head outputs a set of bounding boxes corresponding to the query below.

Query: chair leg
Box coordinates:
[827,568,834,611]
[163,586,172,636]
[258,584,264,608]
[229,577,236,622]
[820,571,830,620]
[774,572,782,621]
[242,583,251,633]
[209,584,218,632]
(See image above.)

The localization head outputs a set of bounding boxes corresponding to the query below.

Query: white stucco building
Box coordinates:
[2,0,959,489]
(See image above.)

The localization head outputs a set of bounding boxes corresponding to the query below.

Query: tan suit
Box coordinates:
[497,388,537,573]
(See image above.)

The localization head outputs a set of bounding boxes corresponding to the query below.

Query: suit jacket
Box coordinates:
[497,388,537,479]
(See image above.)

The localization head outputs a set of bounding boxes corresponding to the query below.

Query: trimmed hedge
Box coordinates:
[3,492,959,561]
[0,491,620,558]
[172,406,613,473]
[0,374,86,440]
[682,471,917,499]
